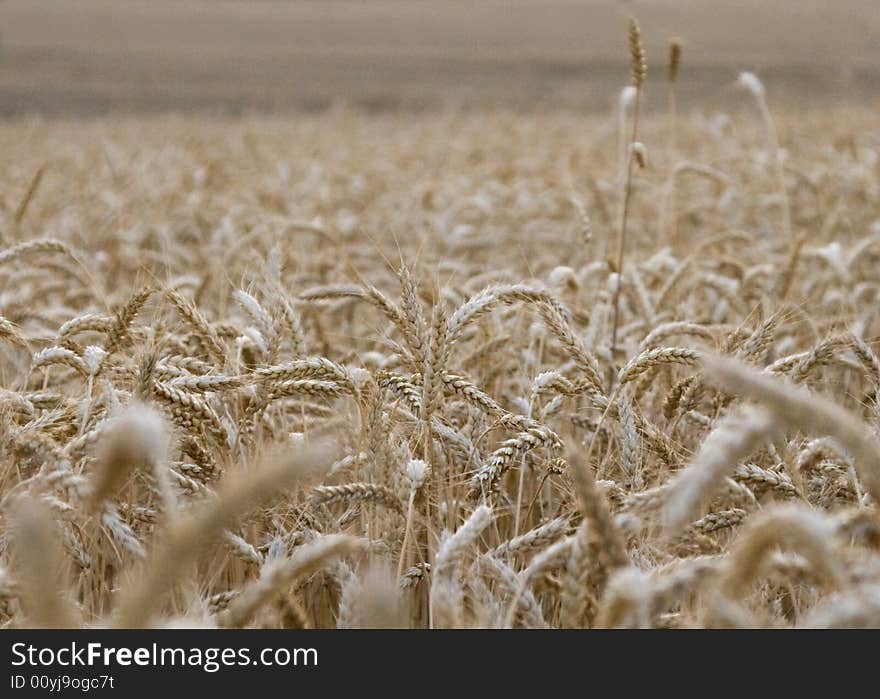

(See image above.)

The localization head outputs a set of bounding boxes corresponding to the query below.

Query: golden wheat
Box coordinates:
[0,17,878,629]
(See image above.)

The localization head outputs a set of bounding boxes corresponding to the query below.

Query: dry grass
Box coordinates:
[1,59,880,628]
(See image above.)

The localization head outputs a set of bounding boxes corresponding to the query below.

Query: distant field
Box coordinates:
[0,0,878,115]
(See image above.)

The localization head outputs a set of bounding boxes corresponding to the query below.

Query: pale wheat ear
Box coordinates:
[88,402,170,511]
[7,498,79,628]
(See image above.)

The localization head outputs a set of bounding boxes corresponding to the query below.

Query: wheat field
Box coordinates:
[2,25,880,628]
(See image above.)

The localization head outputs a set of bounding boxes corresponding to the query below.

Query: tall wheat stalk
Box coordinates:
[609,17,647,361]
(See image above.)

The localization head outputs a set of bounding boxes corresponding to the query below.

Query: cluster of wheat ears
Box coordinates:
[1,19,880,629]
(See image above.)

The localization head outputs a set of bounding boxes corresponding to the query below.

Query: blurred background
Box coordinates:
[0,0,877,116]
